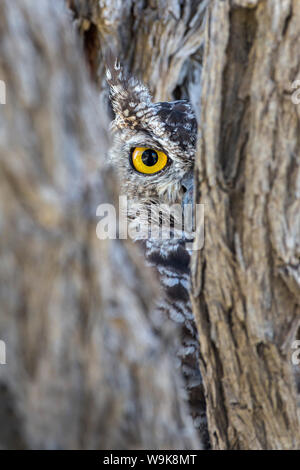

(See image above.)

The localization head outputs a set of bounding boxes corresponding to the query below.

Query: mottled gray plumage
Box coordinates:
[106,61,209,448]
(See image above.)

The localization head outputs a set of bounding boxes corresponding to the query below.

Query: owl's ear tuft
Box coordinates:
[105,54,153,130]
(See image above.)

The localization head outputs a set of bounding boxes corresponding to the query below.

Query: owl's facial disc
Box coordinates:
[106,63,197,220]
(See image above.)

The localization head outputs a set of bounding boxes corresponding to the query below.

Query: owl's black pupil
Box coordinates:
[142,149,158,166]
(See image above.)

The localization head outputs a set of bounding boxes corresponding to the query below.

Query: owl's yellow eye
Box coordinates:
[131,147,168,174]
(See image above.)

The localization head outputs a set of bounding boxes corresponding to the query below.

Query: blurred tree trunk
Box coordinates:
[0,0,198,450]
[191,0,300,450]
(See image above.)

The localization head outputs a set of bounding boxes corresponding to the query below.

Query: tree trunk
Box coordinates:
[70,0,300,450]
[191,0,300,450]
[0,0,197,450]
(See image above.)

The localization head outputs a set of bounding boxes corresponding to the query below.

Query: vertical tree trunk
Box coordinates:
[191,0,300,449]
[0,0,197,450]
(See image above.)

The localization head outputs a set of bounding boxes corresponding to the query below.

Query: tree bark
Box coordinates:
[71,0,300,450]
[191,0,300,450]
[0,0,197,450]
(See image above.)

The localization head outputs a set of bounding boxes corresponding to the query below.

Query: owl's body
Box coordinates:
[107,63,208,448]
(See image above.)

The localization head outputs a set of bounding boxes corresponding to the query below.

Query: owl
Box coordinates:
[106,61,209,448]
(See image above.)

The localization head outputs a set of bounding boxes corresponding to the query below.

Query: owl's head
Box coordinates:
[106,61,197,240]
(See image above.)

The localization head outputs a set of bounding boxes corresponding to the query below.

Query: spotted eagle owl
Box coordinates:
[106,62,209,448]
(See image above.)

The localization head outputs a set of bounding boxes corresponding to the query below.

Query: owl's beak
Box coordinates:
[181,170,194,208]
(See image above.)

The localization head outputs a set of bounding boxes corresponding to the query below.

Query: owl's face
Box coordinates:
[107,63,197,240]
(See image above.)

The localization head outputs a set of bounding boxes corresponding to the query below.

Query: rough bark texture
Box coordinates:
[191,0,300,450]
[0,0,198,450]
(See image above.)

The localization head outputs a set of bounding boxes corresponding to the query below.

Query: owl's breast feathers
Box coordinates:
[141,238,209,448]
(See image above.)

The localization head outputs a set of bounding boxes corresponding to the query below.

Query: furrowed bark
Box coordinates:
[191,0,300,450]
[67,0,208,107]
